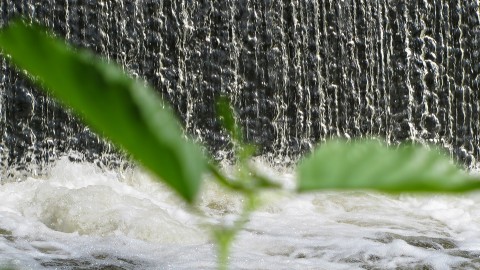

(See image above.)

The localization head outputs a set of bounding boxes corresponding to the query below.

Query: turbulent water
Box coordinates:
[0,158,480,269]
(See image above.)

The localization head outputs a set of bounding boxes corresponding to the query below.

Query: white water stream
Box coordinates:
[1,157,480,269]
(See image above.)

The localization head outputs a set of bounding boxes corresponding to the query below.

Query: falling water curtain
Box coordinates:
[0,0,479,178]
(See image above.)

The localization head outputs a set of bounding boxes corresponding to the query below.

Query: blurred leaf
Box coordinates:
[297,140,480,193]
[0,20,206,203]
[216,96,242,143]
[215,96,257,162]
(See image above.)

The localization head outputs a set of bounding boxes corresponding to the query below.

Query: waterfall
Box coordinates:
[2,2,480,269]
[1,1,479,178]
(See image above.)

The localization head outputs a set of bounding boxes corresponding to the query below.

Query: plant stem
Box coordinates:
[214,194,257,270]
[217,229,233,270]
[207,162,280,192]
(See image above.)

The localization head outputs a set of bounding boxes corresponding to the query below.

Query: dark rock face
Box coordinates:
[0,1,479,177]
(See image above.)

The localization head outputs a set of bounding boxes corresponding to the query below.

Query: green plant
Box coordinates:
[1,20,480,269]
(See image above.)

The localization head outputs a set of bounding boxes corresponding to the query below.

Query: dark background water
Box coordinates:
[1,1,479,178]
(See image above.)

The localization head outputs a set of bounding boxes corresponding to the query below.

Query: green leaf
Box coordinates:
[216,96,242,143]
[297,139,480,193]
[215,96,256,163]
[0,20,206,203]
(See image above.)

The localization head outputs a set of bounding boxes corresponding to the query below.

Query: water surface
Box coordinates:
[1,157,480,269]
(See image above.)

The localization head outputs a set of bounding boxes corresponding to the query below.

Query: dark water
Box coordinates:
[0,1,479,177]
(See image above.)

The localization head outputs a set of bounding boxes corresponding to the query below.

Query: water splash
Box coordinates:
[0,157,480,269]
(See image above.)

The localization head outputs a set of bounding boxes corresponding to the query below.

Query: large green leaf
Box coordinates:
[297,140,480,193]
[0,20,206,203]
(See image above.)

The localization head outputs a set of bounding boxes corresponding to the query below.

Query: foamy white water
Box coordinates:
[1,157,480,269]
